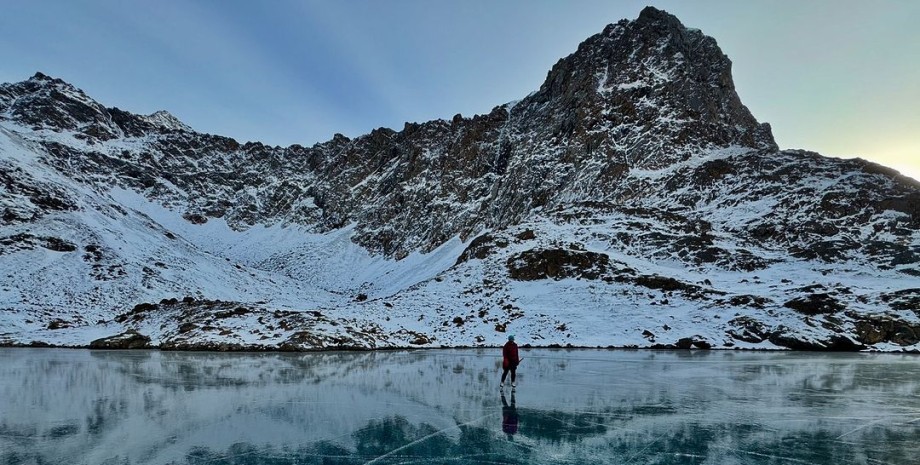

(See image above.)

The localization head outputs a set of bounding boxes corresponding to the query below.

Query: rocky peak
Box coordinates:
[635,5,684,29]
[519,6,775,171]
[0,72,200,140]
[28,71,63,84]
[142,110,192,132]
[0,71,123,140]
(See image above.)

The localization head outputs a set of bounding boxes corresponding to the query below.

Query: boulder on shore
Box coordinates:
[89,330,151,349]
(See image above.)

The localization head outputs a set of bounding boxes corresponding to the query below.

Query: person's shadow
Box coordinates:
[501,390,518,440]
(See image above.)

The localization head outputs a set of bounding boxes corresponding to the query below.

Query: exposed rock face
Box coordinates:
[89,330,151,349]
[0,7,918,351]
[784,293,845,316]
[506,248,613,281]
[853,313,920,346]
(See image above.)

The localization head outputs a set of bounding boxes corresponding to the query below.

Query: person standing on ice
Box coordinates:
[500,335,520,390]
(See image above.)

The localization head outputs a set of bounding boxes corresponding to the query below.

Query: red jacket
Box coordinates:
[502,341,519,369]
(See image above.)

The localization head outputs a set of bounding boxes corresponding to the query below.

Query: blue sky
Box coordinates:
[1,0,917,180]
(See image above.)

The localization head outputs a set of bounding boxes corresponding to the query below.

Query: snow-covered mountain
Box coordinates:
[1,7,918,351]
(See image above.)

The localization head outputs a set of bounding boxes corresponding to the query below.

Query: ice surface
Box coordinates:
[1,349,918,464]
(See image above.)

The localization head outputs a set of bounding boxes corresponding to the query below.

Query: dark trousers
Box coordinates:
[501,366,516,383]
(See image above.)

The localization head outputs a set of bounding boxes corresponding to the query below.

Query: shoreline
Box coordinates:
[2,341,917,354]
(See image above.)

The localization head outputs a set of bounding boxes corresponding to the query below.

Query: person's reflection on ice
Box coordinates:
[501,390,518,440]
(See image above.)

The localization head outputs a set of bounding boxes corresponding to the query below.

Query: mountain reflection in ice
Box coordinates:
[1,349,918,464]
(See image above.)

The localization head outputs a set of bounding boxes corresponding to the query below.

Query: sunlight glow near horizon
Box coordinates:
[0,0,917,181]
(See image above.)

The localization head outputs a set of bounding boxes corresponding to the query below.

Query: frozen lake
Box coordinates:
[1,349,918,464]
